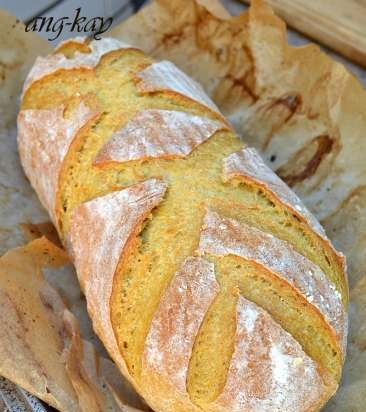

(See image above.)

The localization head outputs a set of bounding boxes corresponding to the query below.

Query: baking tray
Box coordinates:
[0,377,52,412]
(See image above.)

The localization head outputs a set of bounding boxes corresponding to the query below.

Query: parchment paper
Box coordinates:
[0,9,146,412]
[111,0,366,287]
[0,0,365,410]
[111,0,366,409]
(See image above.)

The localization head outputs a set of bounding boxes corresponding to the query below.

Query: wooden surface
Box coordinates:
[242,0,366,68]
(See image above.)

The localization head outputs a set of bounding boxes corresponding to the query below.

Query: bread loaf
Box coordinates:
[18,37,348,412]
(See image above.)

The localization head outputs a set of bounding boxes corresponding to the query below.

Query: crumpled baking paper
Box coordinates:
[0,0,365,410]
[0,236,146,411]
[112,0,366,288]
[0,9,147,412]
[111,1,366,409]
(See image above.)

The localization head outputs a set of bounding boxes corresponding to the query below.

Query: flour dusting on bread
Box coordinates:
[223,147,328,237]
[210,296,330,412]
[18,32,348,412]
[198,209,346,348]
[143,257,218,396]
[17,103,98,222]
[23,38,131,93]
[69,179,167,378]
[95,109,227,165]
[136,60,222,114]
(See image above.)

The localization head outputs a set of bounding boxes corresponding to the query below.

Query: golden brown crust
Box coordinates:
[198,209,347,352]
[18,30,348,412]
[68,179,167,381]
[223,146,348,291]
[17,103,99,224]
[94,109,227,166]
[135,60,229,123]
[223,147,327,238]
[110,0,365,290]
[207,296,334,412]
[22,38,132,96]
[141,257,219,412]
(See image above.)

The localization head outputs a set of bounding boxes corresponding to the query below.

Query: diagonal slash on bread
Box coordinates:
[18,36,348,412]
